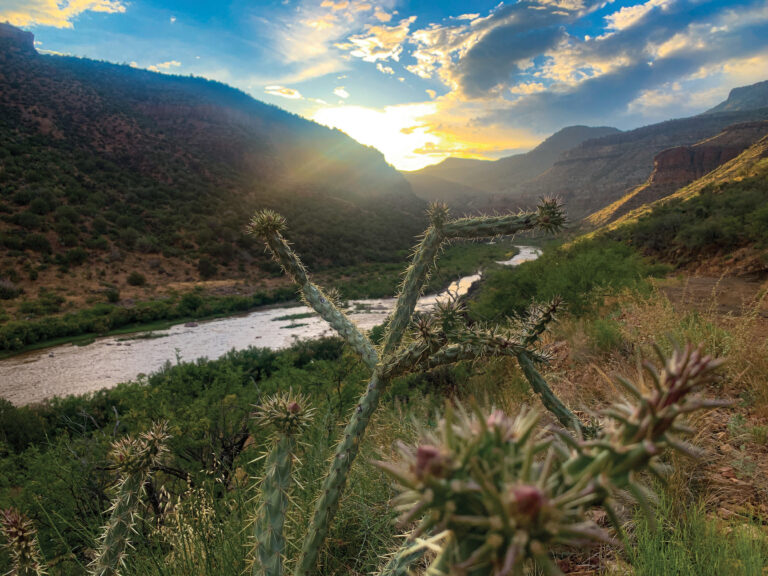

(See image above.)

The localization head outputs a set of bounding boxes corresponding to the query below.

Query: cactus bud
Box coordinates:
[1,508,46,576]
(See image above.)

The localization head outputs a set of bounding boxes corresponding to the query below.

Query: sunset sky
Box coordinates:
[4,0,768,169]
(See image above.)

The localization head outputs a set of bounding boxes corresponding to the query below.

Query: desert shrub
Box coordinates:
[198,257,217,279]
[127,271,147,286]
[0,279,21,300]
[22,233,51,253]
[470,237,654,320]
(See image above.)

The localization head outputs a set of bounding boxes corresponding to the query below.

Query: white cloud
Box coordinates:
[376,62,395,74]
[264,85,304,99]
[147,60,182,72]
[339,16,417,62]
[604,0,673,32]
[333,86,350,98]
[0,0,126,29]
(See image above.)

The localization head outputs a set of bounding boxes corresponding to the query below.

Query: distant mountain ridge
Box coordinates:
[406,80,768,220]
[405,125,619,210]
[0,23,426,298]
[705,80,768,114]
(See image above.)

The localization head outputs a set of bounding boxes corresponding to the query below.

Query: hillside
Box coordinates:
[586,121,768,227]
[509,107,768,219]
[404,125,619,209]
[0,23,426,302]
[705,79,768,114]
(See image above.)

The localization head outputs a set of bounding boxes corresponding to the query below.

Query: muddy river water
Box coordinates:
[0,247,541,405]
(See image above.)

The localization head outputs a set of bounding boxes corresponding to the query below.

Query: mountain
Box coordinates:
[586,121,768,228]
[507,105,768,219]
[0,23,426,298]
[602,135,768,274]
[705,80,768,114]
[405,125,619,209]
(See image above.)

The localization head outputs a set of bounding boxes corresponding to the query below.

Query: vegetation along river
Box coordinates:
[0,247,541,405]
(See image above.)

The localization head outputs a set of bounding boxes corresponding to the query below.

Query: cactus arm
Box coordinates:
[383,338,542,380]
[252,216,378,370]
[516,352,581,432]
[382,226,443,355]
[294,371,386,576]
[441,213,537,239]
[252,436,295,576]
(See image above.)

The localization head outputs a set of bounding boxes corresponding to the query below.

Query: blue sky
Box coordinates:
[4,0,768,169]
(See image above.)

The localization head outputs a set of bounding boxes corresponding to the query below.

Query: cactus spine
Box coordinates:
[0,508,47,576]
[250,392,314,576]
[249,200,574,575]
[90,422,170,576]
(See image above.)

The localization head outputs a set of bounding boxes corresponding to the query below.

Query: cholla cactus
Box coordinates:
[0,508,47,576]
[90,421,170,576]
[249,392,314,576]
[249,201,573,576]
[377,343,725,576]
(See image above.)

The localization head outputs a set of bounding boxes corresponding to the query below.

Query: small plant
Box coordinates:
[0,278,21,300]
[126,271,146,287]
[377,343,726,575]
[248,391,315,576]
[0,507,47,576]
[90,421,170,576]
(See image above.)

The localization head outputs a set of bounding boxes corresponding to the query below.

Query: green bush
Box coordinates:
[470,237,654,320]
[127,271,147,286]
[198,257,217,279]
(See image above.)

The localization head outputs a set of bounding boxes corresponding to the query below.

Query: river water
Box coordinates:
[0,246,541,405]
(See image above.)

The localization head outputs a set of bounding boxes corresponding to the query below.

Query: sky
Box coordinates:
[3,0,768,170]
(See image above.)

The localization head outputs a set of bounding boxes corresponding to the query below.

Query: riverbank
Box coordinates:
[0,241,520,359]
[0,244,529,405]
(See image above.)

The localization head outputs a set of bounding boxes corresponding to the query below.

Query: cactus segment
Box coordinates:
[90,422,170,576]
[251,436,295,576]
[516,352,582,432]
[249,210,378,370]
[294,371,385,576]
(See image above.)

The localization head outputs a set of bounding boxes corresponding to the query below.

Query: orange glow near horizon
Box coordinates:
[312,100,541,171]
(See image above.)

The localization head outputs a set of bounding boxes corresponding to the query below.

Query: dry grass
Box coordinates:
[512,279,768,574]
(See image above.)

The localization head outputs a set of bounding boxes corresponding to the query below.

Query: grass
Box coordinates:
[271,312,317,322]
[631,493,767,576]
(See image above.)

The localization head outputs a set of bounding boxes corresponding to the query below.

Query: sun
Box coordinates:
[312,102,443,171]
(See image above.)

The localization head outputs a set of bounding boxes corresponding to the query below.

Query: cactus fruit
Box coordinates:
[249,201,574,575]
[377,343,725,576]
[250,392,314,576]
[0,508,47,576]
[90,421,170,576]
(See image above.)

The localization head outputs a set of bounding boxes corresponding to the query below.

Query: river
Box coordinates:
[0,246,541,405]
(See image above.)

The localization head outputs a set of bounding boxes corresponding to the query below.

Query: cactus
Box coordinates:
[0,508,47,576]
[249,392,314,576]
[90,421,170,576]
[249,200,575,575]
[376,343,725,575]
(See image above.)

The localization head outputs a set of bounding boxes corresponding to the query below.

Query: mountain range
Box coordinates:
[2,19,768,305]
[407,81,768,220]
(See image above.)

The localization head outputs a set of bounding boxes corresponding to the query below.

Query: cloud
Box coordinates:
[406,0,598,97]
[604,0,673,32]
[376,62,395,74]
[265,85,304,99]
[334,86,350,98]
[339,16,417,62]
[0,0,126,29]
[258,0,397,83]
[147,60,182,73]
